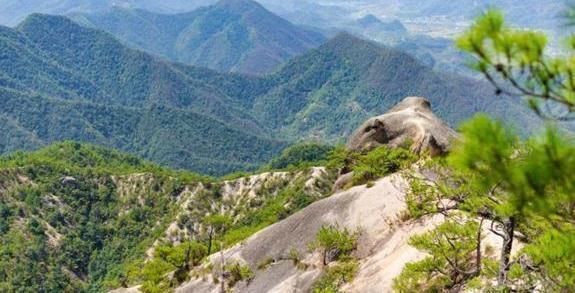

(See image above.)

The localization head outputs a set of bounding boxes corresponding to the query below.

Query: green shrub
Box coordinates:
[312,260,359,293]
[224,262,254,287]
[393,220,482,292]
[155,241,208,268]
[140,241,208,290]
[140,259,173,292]
[351,147,415,186]
[265,143,335,171]
[325,146,358,172]
[310,225,359,265]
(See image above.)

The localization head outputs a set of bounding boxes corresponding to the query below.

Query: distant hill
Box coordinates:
[71,0,326,75]
[255,33,540,139]
[356,14,406,33]
[0,14,286,175]
[0,0,214,26]
[0,14,539,175]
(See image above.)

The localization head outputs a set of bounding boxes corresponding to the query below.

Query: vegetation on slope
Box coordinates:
[262,142,335,171]
[0,13,541,175]
[395,10,575,292]
[326,144,417,188]
[0,141,336,292]
[0,142,205,291]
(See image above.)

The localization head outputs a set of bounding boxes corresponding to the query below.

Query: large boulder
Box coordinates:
[346,97,457,156]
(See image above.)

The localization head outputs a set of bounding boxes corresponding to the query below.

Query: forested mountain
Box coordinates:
[3,0,563,78]
[0,13,539,175]
[0,142,205,291]
[0,141,333,291]
[256,33,539,138]
[70,0,325,75]
[0,14,286,175]
[68,1,473,77]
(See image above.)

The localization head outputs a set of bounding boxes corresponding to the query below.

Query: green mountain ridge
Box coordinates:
[0,87,286,175]
[0,141,333,291]
[0,13,540,176]
[256,32,540,138]
[70,0,326,75]
[1,14,288,175]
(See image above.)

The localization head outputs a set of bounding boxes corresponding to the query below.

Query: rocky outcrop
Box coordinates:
[176,172,523,293]
[347,96,457,156]
[176,174,416,293]
[332,96,458,192]
[149,167,334,252]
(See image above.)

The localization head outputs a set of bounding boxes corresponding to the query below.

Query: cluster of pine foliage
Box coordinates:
[395,10,575,292]
[310,226,360,293]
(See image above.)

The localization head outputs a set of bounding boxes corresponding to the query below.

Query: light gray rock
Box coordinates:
[60,176,77,186]
[176,175,430,293]
[332,171,354,193]
[346,96,458,156]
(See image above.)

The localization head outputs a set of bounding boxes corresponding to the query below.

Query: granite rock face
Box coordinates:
[346,96,458,156]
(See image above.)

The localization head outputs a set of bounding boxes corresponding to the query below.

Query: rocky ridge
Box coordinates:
[172,97,520,293]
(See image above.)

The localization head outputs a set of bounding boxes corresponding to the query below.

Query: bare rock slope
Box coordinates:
[176,97,459,292]
[177,175,436,293]
[334,96,457,191]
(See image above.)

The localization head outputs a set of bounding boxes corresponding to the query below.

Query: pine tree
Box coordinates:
[396,8,575,292]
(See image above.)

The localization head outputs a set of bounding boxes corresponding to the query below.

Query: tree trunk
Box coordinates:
[207,228,214,255]
[475,218,484,275]
[497,216,516,287]
[220,242,226,293]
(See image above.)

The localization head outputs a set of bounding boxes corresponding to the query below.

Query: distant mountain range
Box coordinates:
[0,14,287,175]
[1,0,564,32]
[2,0,565,78]
[0,0,215,26]
[69,0,325,75]
[262,0,565,32]
[0,12,538,175]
